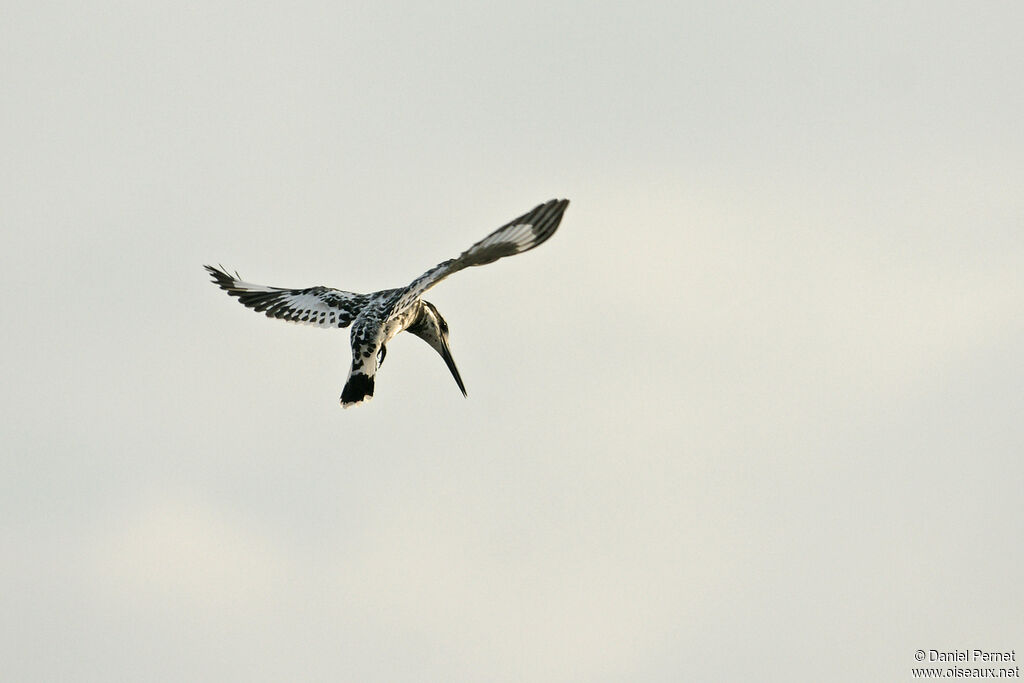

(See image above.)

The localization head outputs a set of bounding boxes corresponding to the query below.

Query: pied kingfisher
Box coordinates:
[206,199,569,407]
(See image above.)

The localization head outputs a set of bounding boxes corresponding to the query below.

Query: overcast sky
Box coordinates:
[2,1,1022,681]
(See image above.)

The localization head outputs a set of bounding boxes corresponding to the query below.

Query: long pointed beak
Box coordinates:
[440,338,467,397]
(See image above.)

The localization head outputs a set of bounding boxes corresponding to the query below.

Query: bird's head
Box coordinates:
[410,301,467,397]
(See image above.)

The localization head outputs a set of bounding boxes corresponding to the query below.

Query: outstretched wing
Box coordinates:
[205,265,368,329]
[386,198,569,319]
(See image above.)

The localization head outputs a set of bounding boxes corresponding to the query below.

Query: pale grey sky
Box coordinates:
[2,1,1022,681]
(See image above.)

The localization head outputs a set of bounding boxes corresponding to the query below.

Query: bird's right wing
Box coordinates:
[205,265,368,329]
[386,198,569,320]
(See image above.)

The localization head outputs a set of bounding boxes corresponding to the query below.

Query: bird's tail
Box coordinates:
[340,372,375,408]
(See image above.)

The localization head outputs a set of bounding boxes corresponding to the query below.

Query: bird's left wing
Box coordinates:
[205,265,368,329]
[386,198,569,320]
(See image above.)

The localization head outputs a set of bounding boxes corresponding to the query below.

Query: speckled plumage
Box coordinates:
[206,198,569,407]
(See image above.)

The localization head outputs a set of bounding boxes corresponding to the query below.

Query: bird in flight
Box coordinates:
[205,199,569,407]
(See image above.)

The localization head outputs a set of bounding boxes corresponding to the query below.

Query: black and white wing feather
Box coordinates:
[386,198,569,319]
[205,265,368,329]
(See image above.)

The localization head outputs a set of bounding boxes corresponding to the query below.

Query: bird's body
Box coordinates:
[206,199,569,407]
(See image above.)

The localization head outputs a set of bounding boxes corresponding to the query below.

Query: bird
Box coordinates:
[205,198,569,407]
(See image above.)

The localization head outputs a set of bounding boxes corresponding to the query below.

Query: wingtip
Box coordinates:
[540,198,570,211]
[205,264,247,290]
[205,264,233,289]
